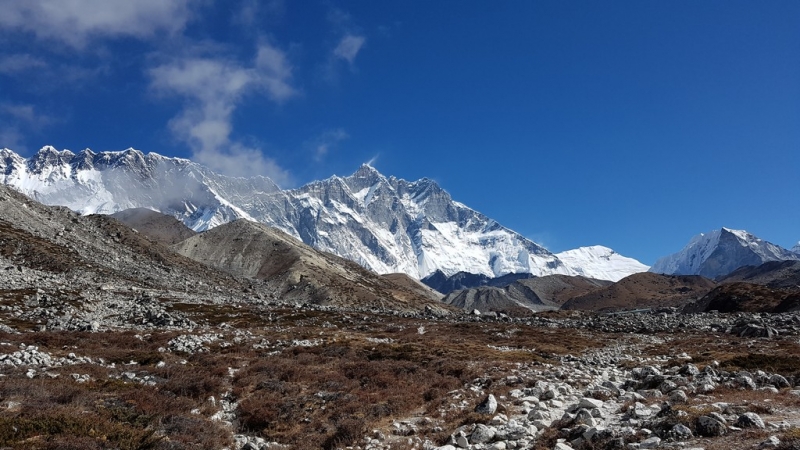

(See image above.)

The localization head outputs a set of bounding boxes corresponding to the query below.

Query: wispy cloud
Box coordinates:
[232,0,285,29]
[0,54,48,75]
[333,35,366,66]
[310,128,349,162]
[0,103,56,129]
[149,43,296,183]
[323,7,366,82]
[0,0,195,48]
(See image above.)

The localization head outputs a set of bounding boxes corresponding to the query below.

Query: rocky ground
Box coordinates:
[1,298,799,450]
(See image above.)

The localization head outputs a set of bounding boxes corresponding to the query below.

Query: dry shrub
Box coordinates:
[0,409,161,450]
[721,353,800,377]
[321,417,366,450]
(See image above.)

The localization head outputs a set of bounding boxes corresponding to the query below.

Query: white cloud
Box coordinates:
[149,43,296,183]
[322,7,366,82]
[0,103,55,128]
[0,0,194,47]
[233,0,285,28]
[311,128,349,162]
[0,54,48,74]
[333,35,366,65]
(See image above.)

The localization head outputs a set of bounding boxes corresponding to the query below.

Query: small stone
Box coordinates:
[696,415,727,437]
[640,436,661,449]
[476,394,498,415]
[578,398,604,409]
[759,436,780,449]
[770,374,790,388]
[574,408,596,427]
[736,412,766,429]
[668,423,693,440]
[669,389,688,404]
[470,424,496,444]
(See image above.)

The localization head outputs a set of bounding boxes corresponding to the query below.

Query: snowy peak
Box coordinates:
[651,227,799,279]
[792,242,800,255]
[555,245,649,282]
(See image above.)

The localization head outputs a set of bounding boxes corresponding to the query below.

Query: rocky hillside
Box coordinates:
[441,275,611,314]
[561,272,717,312]
[0,184,251,331]
[719,260,800,289]
[171,219,450,312]
[111,207,197,245]
[421,271,535,294]
[684,282,800,314]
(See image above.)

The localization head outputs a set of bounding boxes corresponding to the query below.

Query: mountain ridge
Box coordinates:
[2,146,648,282]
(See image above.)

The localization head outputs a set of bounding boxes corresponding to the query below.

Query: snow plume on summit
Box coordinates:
[651,227,800,279]
[1,147,648,281]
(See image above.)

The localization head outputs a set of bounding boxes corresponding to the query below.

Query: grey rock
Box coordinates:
[736,412,766,429]
[476,394,498,415]
[668,389,688,404]
[696,415,727,437]
[668,423,693,440]
[639,436,661,449]
[470,424,496,444]
[769,374,790,388]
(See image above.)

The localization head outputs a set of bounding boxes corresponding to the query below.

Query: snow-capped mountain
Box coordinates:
[792,242,800,255]
[0,146,278,229]
[554,246,650,282]
[1,146,647,281]
[650,227,799,279]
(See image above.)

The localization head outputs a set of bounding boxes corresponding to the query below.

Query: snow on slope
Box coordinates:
[792,242,800,255]
[555,245,649,282]
[1,146,648,281]
[651,227,799,279]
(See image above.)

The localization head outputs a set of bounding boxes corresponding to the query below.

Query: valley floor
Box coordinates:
[0,302,799,450]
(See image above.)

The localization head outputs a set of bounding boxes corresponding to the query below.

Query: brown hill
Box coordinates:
[516,275,611,306]
[381,273,444,303]
[684,282,800,313]
[561,272,716,312]
[718,260,800,289]
[443,284,555,313]
[111,208,196,245]
[441,274,608,313]
[172,219,451,312]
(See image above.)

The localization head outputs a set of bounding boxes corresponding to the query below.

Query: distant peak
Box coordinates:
[355,162,381,175]
[349,163,386,183]
[720,227,752,241]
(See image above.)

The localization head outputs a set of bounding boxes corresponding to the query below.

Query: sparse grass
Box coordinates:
[0,305,796,449]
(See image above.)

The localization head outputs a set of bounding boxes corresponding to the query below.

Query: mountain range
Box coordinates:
[1,146,649,281]
[3,146,798,285]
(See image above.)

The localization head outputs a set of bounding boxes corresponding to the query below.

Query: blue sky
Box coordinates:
[1,1,798,265]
